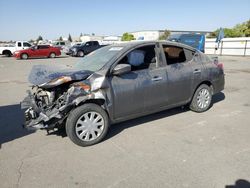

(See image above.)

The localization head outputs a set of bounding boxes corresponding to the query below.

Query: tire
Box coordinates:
[49,52,56,58]
[3,51,12,57]
[66,103,109,147]
[21,53,28,60]
[77,50,84,57]
[189,84,212,112]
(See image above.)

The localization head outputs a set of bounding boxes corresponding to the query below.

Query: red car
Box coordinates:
[14,45,61,59]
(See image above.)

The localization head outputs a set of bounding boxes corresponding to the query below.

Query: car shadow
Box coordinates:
[225,179,250,188]
[0,92,225,147]
[16,56,69,60]
[0,104,35,148]
[48,92,226,141]
[105,91,225,141]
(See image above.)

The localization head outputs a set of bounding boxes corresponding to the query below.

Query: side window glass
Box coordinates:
[86,42,90,46]
[18,42,21,47]
[23,42,31,47]
[184,49,195,62]
[118,45,156,71]
[163,45,186,65]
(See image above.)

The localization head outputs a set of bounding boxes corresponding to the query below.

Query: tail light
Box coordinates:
[216,63,224,70]
[213,57,224,70]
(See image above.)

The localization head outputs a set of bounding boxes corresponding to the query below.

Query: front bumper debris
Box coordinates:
[21,90,61,130]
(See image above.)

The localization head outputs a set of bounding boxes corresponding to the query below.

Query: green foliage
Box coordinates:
[121,33,135,41]
[68,34,72,42]
[37,35,43,41]
[58,36,63,41]
[159,30,171,40]
[208,19,250,38]
[29,39,35,44]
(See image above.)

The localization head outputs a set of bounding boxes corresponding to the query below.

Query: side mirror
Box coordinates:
[113,64,131,76]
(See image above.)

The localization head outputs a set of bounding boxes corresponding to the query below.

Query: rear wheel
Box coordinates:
[21,53,28,60]
[49,52,56,58]
[77,50,84,57]
[189,84,212,112]
[66,104,109,147]
[3,50,12,57]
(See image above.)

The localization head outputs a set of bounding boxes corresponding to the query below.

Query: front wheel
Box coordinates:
[77,50,84,57]
[21,53,28,60]
[189,84,212,112]
[49,52,56,58]
[66,103,109,147]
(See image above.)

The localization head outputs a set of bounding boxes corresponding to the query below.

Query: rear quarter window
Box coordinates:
[184,49,195,62]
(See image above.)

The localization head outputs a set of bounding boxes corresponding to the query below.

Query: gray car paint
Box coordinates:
[21,41,225,130]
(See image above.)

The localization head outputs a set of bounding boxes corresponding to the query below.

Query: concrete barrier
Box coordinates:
[205,37,250,56]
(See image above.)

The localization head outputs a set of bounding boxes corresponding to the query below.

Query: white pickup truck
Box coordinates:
[0,41,32,57]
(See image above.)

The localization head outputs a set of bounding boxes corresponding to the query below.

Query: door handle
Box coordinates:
[151,76,162,81]
[193,69,201,74]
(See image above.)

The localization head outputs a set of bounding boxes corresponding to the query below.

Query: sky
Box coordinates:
[0,0,249,41]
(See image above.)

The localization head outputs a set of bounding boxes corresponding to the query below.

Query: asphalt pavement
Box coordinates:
[0,55,250,188]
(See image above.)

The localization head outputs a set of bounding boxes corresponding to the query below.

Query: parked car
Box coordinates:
[66,41,106,57]
[21,41,224,146]
[168,34,205,52]
[14,45,61,59]
[51,41,67,49]
[0,41,32,57]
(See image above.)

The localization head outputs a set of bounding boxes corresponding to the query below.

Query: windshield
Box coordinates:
[74,45,123,72]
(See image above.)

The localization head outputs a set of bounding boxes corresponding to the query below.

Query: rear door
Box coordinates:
[35,45,50,57]
[16,42,23,51]
[84,41,93,54]
[161,44,196,105]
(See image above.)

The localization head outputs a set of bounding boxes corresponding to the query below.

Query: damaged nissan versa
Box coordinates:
[21,41,224,146]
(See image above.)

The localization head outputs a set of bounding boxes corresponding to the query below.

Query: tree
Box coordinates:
[68,34,72,42]
[29,39,35,44]
[58,36,63,41]
[121,32,135,41]
[37,35,43,42]
[80,33,83,37]
[159,30,171,40]
[208,19,250,38]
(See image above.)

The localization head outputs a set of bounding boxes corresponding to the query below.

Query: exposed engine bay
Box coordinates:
[21,65,107,131]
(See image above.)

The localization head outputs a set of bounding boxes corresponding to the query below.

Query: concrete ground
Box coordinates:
[0,55,250,188]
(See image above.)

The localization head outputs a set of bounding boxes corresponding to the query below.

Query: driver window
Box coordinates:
[118,45,156,71]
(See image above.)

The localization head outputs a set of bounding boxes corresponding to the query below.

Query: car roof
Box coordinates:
[110,40,196,51]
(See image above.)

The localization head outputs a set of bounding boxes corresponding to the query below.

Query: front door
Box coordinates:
[110,44,168,120]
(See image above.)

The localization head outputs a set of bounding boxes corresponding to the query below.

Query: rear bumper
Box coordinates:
[212,74,225,94]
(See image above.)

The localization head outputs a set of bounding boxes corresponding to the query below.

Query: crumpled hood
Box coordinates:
[28,64,93,86]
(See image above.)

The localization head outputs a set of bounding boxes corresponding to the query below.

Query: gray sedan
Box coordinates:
[21,41,225,146]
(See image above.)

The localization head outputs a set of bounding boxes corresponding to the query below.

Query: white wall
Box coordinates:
[205,37,250,56]
[130,31,160,41]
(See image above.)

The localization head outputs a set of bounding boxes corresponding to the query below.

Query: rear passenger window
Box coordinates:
[18,42,21,47]
[23,42,31,47]
[38,45,49,49]
[184,49,195,62]
[163,45,192,65]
